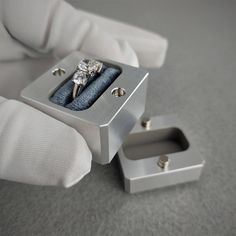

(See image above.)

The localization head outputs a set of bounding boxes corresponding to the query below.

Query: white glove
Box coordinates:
[0,97,91,187]
[0,0,168,187]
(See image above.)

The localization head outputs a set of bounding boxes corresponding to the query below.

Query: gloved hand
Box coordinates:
[0,0,168,187]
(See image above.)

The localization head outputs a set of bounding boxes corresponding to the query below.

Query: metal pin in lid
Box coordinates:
[141,116,151,129]
[158,155,170,170]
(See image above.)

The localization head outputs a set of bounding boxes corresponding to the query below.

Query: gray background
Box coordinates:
[0,0,236,235]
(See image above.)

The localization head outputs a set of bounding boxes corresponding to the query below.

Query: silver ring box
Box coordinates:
[118,115,205,193]
[20,52,149,164]
[20,52,205,193]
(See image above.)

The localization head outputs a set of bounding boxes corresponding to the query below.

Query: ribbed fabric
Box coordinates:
[50,67,121,111]
[50,80,74,106]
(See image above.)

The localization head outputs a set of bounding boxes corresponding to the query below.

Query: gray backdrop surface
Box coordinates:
[0,0,235,235]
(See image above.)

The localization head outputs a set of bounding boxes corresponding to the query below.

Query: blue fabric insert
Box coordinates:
[50,80,74,107]
[50,67,121,111]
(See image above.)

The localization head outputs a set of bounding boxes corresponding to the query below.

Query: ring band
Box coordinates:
[72,59,103,99]
[72,83,84,100]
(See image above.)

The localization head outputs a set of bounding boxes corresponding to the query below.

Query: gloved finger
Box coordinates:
[0,57,58,99]
[1,0,139,67]
[78,9,168,68]
[0,97,92,187]
[0,96,6,104]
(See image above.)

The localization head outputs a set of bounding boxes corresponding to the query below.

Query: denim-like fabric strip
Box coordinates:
[50,67,121,111]
[50,80,74,106]
[66,68,120,110]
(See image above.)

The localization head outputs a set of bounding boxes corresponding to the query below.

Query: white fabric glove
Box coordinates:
[0,97,91,187]
[0,0,168,187]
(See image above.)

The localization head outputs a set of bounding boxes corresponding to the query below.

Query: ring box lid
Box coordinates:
[118,115,205,193]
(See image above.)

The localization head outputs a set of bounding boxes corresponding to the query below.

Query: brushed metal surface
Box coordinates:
[20,52,149,164]
[118,115,205,193]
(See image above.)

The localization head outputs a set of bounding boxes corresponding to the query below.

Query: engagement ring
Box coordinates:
[72,59,103,99]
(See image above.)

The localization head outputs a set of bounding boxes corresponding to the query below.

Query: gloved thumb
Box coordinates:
[0,96,92,187]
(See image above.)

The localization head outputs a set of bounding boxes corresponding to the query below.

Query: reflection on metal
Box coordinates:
[21,52,149,164]
[118,115,205,193]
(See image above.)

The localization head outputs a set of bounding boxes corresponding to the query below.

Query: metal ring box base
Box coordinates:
[118,115,205,193]
[20,52,149,164]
